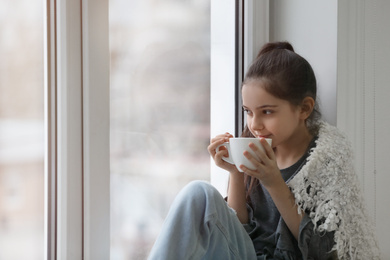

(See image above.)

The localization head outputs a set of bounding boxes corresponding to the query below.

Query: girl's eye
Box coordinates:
[263,110,273,115]
[243,108,252,115]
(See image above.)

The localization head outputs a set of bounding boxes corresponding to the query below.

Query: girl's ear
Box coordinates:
[299,97,315,120]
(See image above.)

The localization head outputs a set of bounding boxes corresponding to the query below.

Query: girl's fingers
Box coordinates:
[208,133,233,156]
[214,148,236,170]
[239,164,262,178]
[248,142,269,164]
[260,138,275,161]
[214,149,228,161]
[210,133,233,144]
[208,138,227,154]
[243,150,265,172]
[247,139,275,164]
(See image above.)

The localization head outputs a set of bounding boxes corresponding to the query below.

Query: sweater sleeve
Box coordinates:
[242,202,256,233]
[273,215,337,260]
[297,214,337,260]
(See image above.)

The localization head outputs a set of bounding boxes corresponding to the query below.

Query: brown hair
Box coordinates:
[241,41,321,198]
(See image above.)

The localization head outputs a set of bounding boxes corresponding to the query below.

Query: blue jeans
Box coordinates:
[148,180,257,260]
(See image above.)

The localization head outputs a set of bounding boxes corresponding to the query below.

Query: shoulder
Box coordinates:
[288,121,356,218]
[311,122,353,166]
[315,121,352,155]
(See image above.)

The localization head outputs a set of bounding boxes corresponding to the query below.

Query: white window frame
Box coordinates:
[44,0,110,259]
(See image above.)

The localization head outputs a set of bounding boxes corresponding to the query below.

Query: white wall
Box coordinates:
[338,1,390,257]
[269,0,338,125]
[267,0,389,256]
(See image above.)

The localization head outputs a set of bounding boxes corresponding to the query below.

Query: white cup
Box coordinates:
[216,137,272,172]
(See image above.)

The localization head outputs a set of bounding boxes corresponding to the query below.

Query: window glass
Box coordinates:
[0,1,44,259]
[109,0,211,259]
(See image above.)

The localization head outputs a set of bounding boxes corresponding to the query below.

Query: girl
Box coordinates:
[148,42,380,259]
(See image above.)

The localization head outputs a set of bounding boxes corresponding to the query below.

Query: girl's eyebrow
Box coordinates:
[242,105,278,109]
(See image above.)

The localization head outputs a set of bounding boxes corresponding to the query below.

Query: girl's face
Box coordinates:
[242,80,308,149]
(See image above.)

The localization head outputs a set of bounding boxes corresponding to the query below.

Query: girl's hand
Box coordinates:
[207,133,239,173]
[240,138,284,189]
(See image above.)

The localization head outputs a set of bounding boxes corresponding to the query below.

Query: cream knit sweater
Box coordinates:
[288,121,381,259]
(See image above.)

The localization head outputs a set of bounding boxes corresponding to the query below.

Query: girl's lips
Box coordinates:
[257,135,271,139]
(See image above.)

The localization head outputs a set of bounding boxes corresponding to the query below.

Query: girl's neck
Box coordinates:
[274,126,313,170]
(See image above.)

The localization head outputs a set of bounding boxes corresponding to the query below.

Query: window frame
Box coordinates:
[44,0,110,259]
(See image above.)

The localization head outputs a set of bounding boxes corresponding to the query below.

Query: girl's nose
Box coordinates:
[251,116,265,131]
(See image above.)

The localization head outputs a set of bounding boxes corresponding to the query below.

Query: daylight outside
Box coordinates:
[109,0,211,259]
[0,1,44,259]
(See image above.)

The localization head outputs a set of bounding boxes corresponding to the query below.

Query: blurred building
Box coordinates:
[0,1,44,259]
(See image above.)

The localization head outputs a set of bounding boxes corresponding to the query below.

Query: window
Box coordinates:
[9,1,238,258]
[109,1,211,259]
[0,1,44,259]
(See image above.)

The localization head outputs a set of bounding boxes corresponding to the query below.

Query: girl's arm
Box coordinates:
[266,182,303,239]
[241,138,303,239]
[227,170,248,224]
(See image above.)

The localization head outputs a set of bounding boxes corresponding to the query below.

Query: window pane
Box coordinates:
[109,1,211,259]
[0,1,44,259]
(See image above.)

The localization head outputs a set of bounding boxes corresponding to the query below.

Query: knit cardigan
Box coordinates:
[288,121,381,259]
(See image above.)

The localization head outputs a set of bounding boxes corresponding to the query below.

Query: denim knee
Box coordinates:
[179,180,220,202]
[172,180,223,214]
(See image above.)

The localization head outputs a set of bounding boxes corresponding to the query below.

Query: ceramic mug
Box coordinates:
[216,137,272,172]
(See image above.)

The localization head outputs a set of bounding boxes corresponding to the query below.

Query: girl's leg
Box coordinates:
[148,180,257,260]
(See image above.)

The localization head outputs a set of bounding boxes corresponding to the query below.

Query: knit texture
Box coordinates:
[288,121,381,259]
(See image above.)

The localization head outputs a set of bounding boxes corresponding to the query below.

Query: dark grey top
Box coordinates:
[243,137,337,260]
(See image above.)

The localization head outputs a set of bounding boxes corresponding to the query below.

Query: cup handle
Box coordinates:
[216,142,234,164]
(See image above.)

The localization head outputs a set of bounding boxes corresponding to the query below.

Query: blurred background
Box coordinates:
[109,0,211,259]
[0,0,210,259]
[0,1,44,260]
